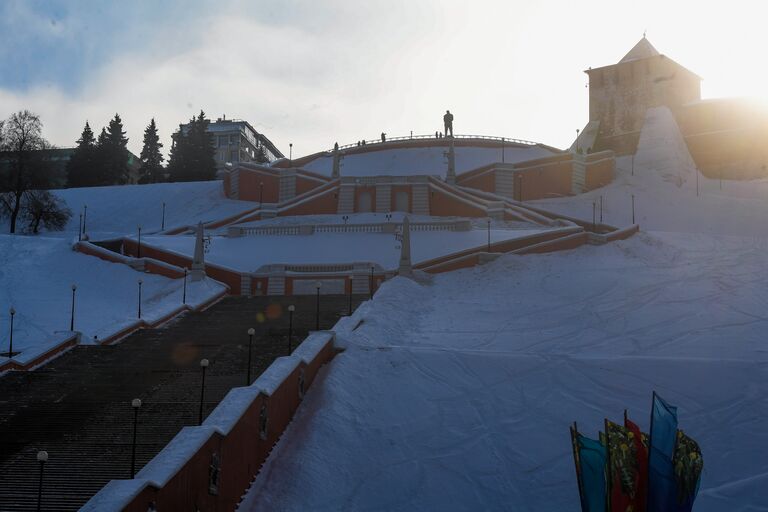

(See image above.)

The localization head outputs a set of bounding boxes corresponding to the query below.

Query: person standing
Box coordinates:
[443,110,454,137]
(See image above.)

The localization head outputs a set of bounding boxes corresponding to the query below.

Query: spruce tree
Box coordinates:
[167,123,190,182]
[167,111,217,182]
[94,127,109,184]
[102,114,130,184]
[138,118,164,183]
[66,121,98,187]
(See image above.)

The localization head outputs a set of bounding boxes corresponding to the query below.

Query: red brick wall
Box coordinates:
[457,170,496,193]
[238,170,280,203]
[279,188,339,216]
[428,187,486,217]
[390,185,414,212]
[585,157,614,190]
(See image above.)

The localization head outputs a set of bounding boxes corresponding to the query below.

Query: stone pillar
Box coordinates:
[398,216,413,277]
[446,138,456,184]
[331,142,341,179]
[191,222,206,282]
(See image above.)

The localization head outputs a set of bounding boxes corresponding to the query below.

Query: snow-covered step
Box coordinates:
[267,276,285,295]
[375,184,392,212]
[495,169,515,198]
[337,185,355,214]
[352,275,372,295]
[412,184,430,215]
[230,168,240,198]
[279,173,297,203]
[571,155,586,194]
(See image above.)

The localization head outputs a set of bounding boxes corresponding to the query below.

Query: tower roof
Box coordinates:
[619,37,660,63]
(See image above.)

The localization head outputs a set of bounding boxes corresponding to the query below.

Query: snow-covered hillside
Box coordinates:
[302,144,557,177]
[51,181,255,239]
[0,235,224,359]
[533,107,768,236]
[243,233,768,511]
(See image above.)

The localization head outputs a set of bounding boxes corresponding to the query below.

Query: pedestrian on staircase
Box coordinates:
[443,110,454,137]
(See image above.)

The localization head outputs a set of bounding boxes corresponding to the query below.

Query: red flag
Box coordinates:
[625,416,649,512]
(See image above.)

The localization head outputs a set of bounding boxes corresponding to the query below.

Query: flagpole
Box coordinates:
[648,391,656,506]
[570,422,586,512]
[604,418,612,512]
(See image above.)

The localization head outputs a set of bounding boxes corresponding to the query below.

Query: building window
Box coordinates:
[218,136,228,147]
[230,150,239,163]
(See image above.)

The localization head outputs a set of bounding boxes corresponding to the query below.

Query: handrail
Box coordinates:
[334,134,541,151]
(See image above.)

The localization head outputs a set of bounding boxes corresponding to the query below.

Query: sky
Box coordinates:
[1,0,767,158]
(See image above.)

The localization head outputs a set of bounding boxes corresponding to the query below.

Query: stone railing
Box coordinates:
[228,219,471,237]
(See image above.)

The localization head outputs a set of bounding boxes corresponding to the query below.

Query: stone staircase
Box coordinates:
[337,185,355,214]
[411,184,430,215]
[0,295,363,511]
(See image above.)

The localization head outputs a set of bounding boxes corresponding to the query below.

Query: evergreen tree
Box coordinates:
[66,121,98,187]
[138,118,164,183]
[167,111,217,182]
[101,113,130,184]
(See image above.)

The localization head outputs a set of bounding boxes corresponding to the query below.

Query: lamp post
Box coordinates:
[70,284,77,331]
[487,218,491,252]
[369,266,374,300]
[347,276,353,316]
[78,213,82,242]
[289,143,293,163]
[259,182,264,207]
[287,305,295,354]
[315,282,321,331]
[599,196,603,223]
[130,398,141,478]
[82,204,87,235]
[246,328,255,385]
[631,194,635,224]
[36,450,48,512]
[161,202,166,230]
[182,268,187,304]
[501,137,505,163]
[6,307,15,357]
[198,358,209,425]
[137,226,142,258]
[592,201,596,231]
[137,279,143,319]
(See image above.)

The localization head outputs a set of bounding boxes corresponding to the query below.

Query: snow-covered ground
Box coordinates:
[240,108,768,511]
[0,235,225,360]
[533,107,768,237]
[50,181,255,239]
[142,224,549,272]
[242,233,768,511]
[302,144,557,177]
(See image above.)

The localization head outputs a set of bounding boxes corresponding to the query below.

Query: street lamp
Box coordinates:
[198,358,209,425]
[130,398,142,478]
[6,307,15,358]
[289,143,293,163]
[78,213,83,242]
[182,268,187,305]
[369,266,375,300]
[315,281,322,331]
[501,137,505,163]
[161,202,166,230]
[137,225,142,258]
[70,284,77,331]
[347,275,353,315]
[287,305,295,354]
[137,279,143,319]
[36,450,48,512]
[246,328,255,385]
[487,218,491,252]
[82,204,88,236]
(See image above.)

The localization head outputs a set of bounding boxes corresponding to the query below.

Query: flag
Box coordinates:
[648,392,678,512]
[605,419,641,512]
[671,430,703,512]
[575,431,608,512]
[624,415,649,512]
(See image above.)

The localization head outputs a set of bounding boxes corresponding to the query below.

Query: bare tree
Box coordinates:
[0,111,56,233]
[24,190,72,234]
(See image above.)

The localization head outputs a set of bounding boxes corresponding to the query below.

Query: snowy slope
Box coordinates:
[0,235,224,358]
[50,181,255,239]
[302,144,557,177]
[533,106,768,236]
[242,233,768,511]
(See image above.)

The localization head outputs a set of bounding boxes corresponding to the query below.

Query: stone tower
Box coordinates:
[584,37,701,155]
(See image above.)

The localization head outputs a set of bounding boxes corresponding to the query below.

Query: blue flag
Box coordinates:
[577,433,607,512]
[648,392,679,511]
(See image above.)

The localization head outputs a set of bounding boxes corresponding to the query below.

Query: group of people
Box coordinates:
[354,110,454,147]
